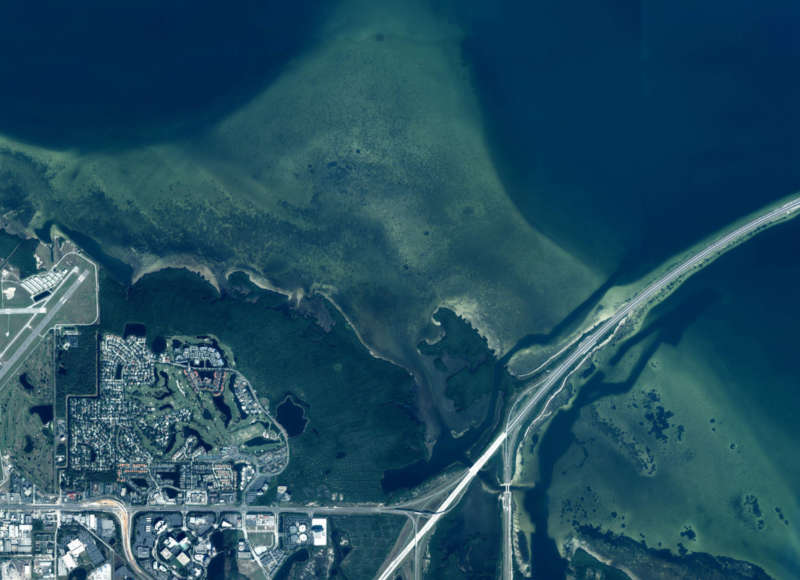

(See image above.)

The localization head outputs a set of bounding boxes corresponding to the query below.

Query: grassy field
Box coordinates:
[0,334,55,491]
[17,330,53,402]
[328,515,408,580]
[246,531,273,549]
[127,363,282,460]
[50,253,99,325]
[0,252,98,403]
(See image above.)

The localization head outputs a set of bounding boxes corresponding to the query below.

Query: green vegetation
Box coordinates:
[49,253,99,327]
[426,481,501,580]
[0,252,98,404]
[209,529,248,580]
[55,328,97,417]
[99,268,426,501]
[526,220,800,580]
[571,527,771,580]
[419,308,515,432]
[17,331,54,402]
[0,1,601,382]
[127,363,282,460]
[251,484,278,506]
[570,549,631,580]
[422,307,496,416]
[443,363,494,413]
[0,335,55,490]
[420,308,494,363]
[0,230,37,277]
[246,532,274,549]
[328,515,407,579]
[0,231,21,264]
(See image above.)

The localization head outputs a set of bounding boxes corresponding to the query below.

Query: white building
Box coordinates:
[311,518,328,546]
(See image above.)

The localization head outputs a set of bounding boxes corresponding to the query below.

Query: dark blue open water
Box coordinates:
[522,215,800,578]
[0,0,331,148]
[2,1,799,575]
[453,2,800,575]
[3,1,795,277]
[458,0,800,280]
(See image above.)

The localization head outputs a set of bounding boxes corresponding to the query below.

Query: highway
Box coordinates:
[378,196,800,580]
[84,499,146,579]
[0,500,414,518]
[0,498,416,580]
[3,199,798,580]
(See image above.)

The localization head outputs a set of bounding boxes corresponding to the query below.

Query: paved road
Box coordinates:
[496,196,800,579]
[0,307,47,314]
[5,199,798,580]
[0,268,88,386]
[378,196,800,580]
[0,499,416,580]
[85,499,147,579]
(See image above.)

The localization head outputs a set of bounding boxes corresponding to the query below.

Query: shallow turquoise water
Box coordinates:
[527,217,800,577]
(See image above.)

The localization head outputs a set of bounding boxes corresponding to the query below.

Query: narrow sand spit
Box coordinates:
[132,255,221,293]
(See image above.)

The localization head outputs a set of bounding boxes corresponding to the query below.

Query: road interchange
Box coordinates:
[2,198,799,580]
